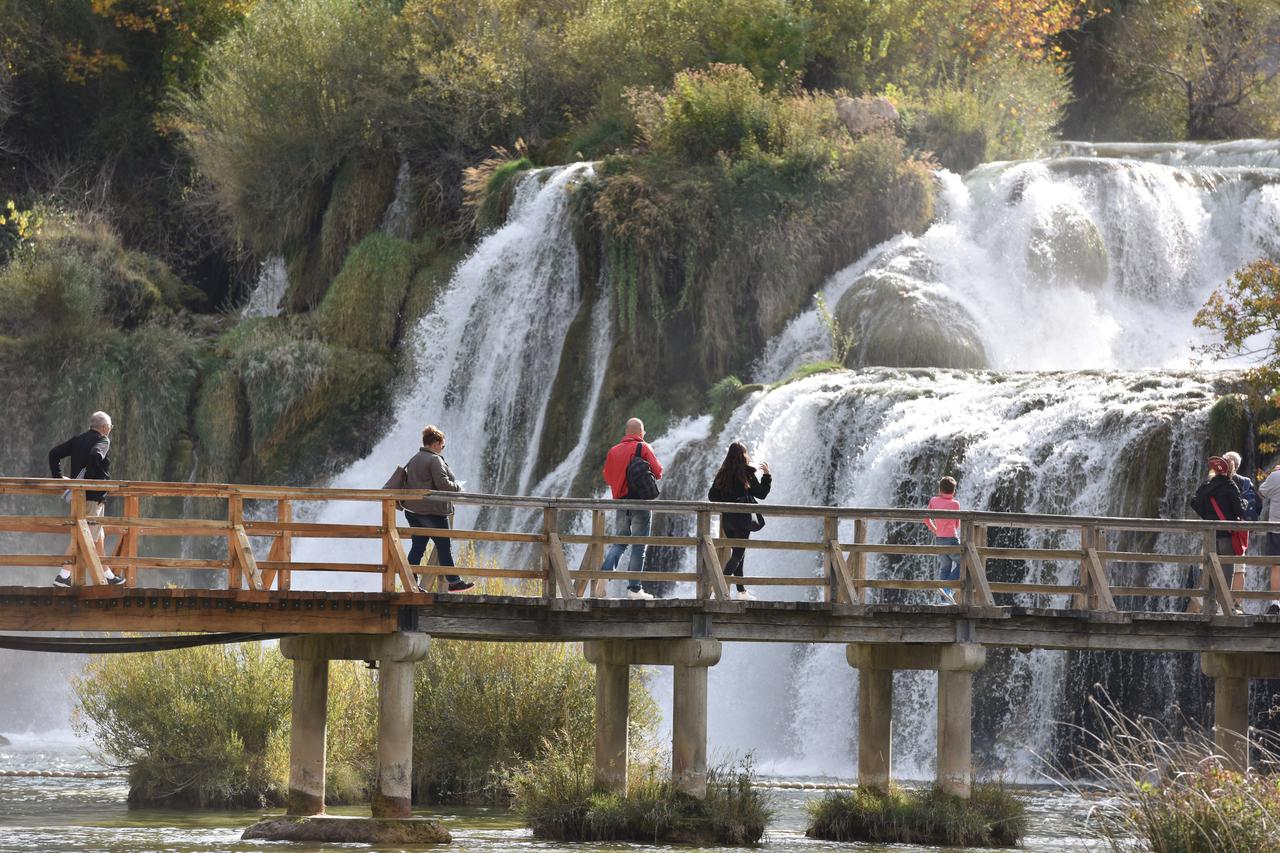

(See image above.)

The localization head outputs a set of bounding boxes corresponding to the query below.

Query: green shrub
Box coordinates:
[513,739,770,845]
[313,232,415,351]
[413,639,659,803]
[467,157,534,234]
[178,0,412,257]
[806,784,1027,847]
[74,643,292,808]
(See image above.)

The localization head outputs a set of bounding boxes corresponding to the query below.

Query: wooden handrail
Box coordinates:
[1,476,1278,615]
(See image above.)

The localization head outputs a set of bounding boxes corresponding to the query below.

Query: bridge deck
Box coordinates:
[4,586,1279,654]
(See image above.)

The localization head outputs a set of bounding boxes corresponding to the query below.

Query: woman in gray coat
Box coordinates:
[402,424,473,592]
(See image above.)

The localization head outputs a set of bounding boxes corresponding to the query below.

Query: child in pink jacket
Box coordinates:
[925,477,961,604]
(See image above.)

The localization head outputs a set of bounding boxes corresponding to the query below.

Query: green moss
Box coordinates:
[193,365,249,484]
[318,150,399,279]
[806,784,1027,847]
[1207,394,1250,458]
[313,232,415,351]
[770,360,845,389]
[475,158,534,233]
[403,231,465,326]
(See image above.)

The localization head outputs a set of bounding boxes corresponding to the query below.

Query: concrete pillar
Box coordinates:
[288,658,329,815]
[672,663,709,798]
[594,661,630,794]
[1213,676,1249,771]
[372,659,416,817]
[937,668,973,798]
[857,668,892,792]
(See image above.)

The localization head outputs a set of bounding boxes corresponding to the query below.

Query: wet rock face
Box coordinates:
[1026,203,1110,291]
[242,816,451,844]
[834,247,988,370]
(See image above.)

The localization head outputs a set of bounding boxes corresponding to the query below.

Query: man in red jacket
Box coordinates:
[600,418,663,600]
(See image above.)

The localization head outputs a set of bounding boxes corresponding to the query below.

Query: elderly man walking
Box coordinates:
[49,411,125,586]
[599,417,663,600]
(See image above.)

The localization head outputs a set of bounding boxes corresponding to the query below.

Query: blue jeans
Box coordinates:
[936,536,960,583]
[405,510,462,585]
[601,508,650,591]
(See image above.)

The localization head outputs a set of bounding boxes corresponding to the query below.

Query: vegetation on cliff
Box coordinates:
[73,636,659,808]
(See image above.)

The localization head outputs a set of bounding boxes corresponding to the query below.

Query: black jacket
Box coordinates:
[709,469,772,536]
[49,429,111,503]
[1190,474,1245,532]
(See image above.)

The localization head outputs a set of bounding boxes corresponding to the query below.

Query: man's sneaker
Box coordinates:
[939,589,956,605]
[1267,600,1280,616]
[52,574,71,587]
[626,588,654,600]
[447,580,475,592]
[106,574,126,586]
[734,589,757,601]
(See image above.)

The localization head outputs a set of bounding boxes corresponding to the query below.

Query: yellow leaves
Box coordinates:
[61,41,128,83]
[0,200,41,243]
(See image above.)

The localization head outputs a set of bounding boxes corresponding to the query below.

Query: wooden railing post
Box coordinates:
[1083,525,1116,612]
[961,521,995,607]
[851,517,868,605]
[697,511,731,601]
[696,511,712,601]
[121,494,139,588]
[1074,525,1092,610]
[823,516,838,603]
[543,507,576,602]
[69,487,87,586]
[227,493,263,591]
[577,509,607,598]
[1201,530,1236,616]
[382,498,416,594]
[277,499,292,590]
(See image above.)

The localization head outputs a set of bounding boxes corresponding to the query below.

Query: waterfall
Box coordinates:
[306,141,1279,776]
[295,163,600,571]
[241,256,287,319]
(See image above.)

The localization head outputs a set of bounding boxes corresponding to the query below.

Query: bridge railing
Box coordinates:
[0,477,1278,616]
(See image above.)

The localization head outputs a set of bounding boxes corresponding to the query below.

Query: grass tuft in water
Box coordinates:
[805,782,1027,847]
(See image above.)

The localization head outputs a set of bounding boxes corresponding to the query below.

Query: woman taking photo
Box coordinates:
[708,442,772,601]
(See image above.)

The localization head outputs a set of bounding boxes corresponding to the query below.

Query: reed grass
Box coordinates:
[1052,693,1280,853]
[805,782,1027,847]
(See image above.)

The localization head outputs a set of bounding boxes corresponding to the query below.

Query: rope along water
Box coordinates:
[0,632,290,653]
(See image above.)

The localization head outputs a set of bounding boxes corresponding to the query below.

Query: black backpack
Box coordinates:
[626,442,660,500]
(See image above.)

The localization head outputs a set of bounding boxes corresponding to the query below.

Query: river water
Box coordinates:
[0,733,1115,853]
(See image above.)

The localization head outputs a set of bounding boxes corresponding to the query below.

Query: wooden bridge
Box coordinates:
[2,476,1279,835]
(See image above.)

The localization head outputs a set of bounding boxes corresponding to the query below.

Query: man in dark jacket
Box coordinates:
[48,411,124,586]
[1190,455,1247,608]
[401,424,473,592]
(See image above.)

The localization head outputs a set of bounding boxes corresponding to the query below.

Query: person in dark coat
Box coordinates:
[1190,455,1247,609]
[400,424,473,592]
[48,411,125,586]
[708,441,771,601]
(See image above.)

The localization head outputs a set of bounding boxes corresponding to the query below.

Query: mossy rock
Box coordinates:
[1207,394,1251,459]
[0,326,199,484]
[807,784,1027,847]
[1027,203,1109,290]
[193,364,250,483]
[313,232,415,351]
[834,247,988,370]
[319,150,400,278]
[223,323,394,482]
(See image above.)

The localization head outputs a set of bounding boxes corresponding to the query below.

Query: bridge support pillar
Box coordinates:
[594,661,630,794]
[848,643,986,799]
[281,632,431,818]
[1199,652,1280,771]
[585,639,721,798]
[287,658,329,816]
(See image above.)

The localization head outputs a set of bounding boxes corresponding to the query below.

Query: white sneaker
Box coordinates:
[1268,600,1280,616]
[734,590,757,601]
[939,590,956,605]
[626,588,654,601]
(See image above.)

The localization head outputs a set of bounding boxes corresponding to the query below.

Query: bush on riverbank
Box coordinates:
[513,733,770,845]
[805,783,1027,847]
[1063,696,1280,853]
[73,632,659,808]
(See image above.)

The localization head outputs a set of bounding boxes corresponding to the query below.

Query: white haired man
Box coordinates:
[49,411,124,586]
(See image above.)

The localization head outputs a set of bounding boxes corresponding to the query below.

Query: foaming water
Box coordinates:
[761,150,1280,377]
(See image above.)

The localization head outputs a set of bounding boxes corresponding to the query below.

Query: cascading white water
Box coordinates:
[241,256,287,319]
[309,141,1279,776]
[295,164,602,573]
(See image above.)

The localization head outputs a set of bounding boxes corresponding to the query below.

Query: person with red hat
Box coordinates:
[1190,455,1248,612]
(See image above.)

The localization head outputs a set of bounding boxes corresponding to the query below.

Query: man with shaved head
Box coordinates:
[599,417,664,599]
